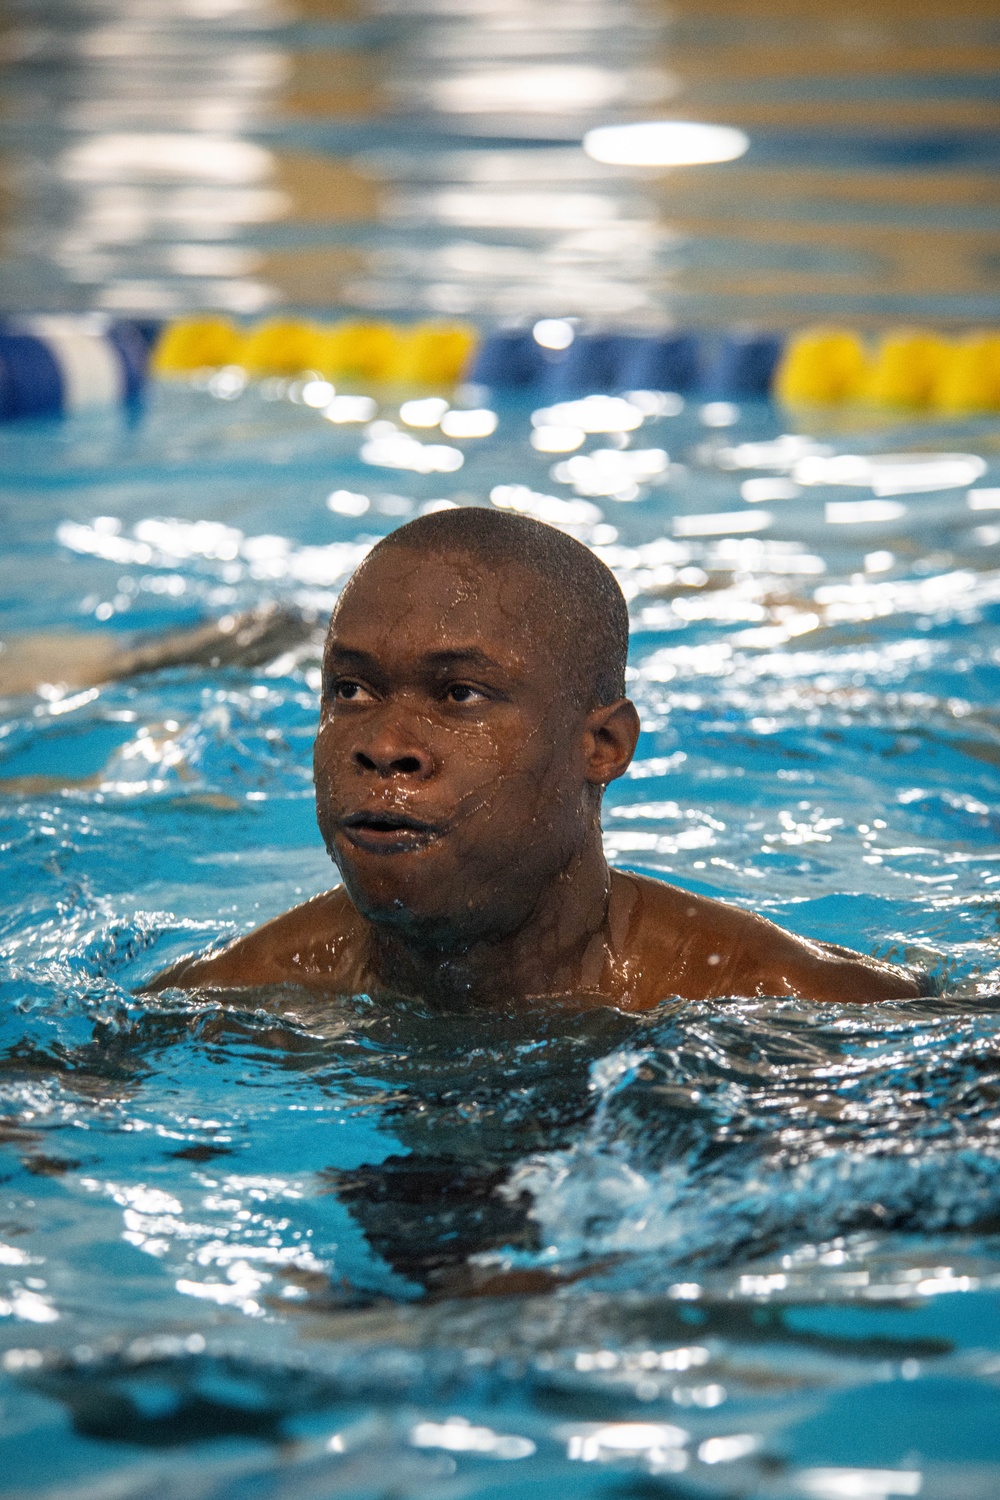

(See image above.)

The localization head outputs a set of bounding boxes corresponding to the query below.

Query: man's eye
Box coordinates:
[445,683,485,704]
[334,680,370,702]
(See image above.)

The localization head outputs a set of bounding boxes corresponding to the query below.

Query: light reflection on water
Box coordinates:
[3,0,998,321]
[0,385,999,1495]
[0,0,674,319]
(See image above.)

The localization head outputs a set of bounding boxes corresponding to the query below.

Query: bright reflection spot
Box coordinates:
[825,500,906,525]
[0,1291,59,1323]
[208,366,246,400]
[533,318,576,350]
[575,1350,619,1370]
[57,518,147,563]
[531,425,585,452]
[324,396,377,423]
[61,133,273,184]
[326,490,370,517]
[569,1350,710,1374]
[133,518,243,560]
[100,278,273,315]
[176,1264,265,1313]
[361,427,464,473]
[533,395,644,433]
[674,511,771,537]
[584,120,749,167]
[864,550,895,573]
[39,687,101,717]
[796,452,986,495]
[168,244,261,277]
[717,435,832,471]
[301,379,335,408]
[117,1186,182,1215]
[813,569,982,624]
[682,1382,727,1406]
[432,64,659,114]
[566,1422,688,1468]
[698,1434,757,1464]
[2,1349,46,1371]
[440,408,498,438]
[400,397,450,428]
[799,1469,922,1499]
[968,487,1000,509]
[410,1417,535,1460]
[427,191,618,229]
[604,826,716,854]
[56,515,371,588]
[553,447,668,499]
[914,1273,975,1294]
[700,401,740,427]
[741,478,800,503]
[627,389,684,416]
[491,483,604,533]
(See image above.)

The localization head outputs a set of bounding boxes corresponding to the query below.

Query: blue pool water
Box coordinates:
[2,381,1000,1498]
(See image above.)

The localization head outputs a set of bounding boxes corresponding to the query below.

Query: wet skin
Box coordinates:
[150,544,922,1008]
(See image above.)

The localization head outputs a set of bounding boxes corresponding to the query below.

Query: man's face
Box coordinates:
[313,544,595,945]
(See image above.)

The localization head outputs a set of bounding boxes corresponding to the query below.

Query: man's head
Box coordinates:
[313,507,639,947]
[362,507,630,708]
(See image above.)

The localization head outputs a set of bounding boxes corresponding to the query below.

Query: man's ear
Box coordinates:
[582,698,641,786]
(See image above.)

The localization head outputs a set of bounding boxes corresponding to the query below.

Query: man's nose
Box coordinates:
[352,711,433,778]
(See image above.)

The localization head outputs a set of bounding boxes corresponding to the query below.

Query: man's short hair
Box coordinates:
[361,506,629,706]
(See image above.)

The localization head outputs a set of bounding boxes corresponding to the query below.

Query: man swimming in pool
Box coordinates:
[150,507,923,1007]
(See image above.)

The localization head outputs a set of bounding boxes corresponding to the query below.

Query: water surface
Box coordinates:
[3,383,1000,1497]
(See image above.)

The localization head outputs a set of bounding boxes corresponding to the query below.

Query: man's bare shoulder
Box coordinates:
[610,870,922,1004]
[146,887,363,992]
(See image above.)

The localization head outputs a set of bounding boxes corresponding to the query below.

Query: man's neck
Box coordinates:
[360,832,613,1006]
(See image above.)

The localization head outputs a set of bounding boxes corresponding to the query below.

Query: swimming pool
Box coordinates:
[2,379,1000,1498]
[4,0,1000,1488]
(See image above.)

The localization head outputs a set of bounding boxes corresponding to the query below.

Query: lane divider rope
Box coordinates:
[153,317,1000,414]
[1,314,998,421]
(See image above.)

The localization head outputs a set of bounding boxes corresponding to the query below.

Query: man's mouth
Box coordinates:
[339,810,441,854]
